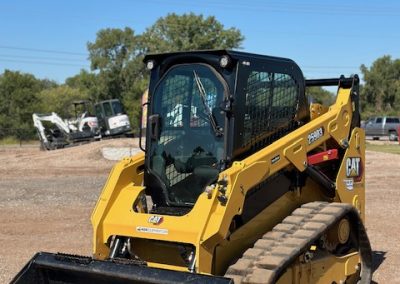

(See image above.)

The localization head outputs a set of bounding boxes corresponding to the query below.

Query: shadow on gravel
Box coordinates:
[371,250,386,283]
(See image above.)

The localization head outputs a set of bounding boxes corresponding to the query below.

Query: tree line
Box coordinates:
[0,13,243,140]
[0,13,396,140]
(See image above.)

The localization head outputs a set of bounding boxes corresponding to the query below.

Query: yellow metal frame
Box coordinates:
[91,81,365,279]
[277,252,359,283]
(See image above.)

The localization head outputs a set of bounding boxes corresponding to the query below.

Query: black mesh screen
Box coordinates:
[243,71,299,151]
[165,163,190,186]
[157,76,219,188]
[158,75,189,187]
[163,75,187,128]
[190,78,218,128]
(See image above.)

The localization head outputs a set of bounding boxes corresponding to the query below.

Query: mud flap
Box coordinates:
[12,252,233,284]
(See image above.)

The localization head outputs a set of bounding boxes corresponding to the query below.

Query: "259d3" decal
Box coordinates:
[308,127,324,145]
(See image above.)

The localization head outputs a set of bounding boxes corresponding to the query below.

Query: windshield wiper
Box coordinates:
[193,70,223,137]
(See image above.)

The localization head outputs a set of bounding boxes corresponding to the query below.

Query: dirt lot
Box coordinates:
[0,139,399,283]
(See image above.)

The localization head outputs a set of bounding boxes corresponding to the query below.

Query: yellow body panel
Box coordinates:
[335,128,366,221]
[91,82,365,279]
[278,252,359,284]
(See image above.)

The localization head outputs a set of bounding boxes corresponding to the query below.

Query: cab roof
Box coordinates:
[143,49,297,66]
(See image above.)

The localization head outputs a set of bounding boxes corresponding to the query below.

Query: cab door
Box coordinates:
[365,117,381,136]
[95,103,106,134]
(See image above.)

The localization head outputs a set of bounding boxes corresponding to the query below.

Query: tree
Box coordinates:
[0,70,47,139]
[66,69,101,102]
[37,85,90,118]
[87,27,137,101]
[140,13,244,53]
[360,56,400,117]
[306,86,335,105]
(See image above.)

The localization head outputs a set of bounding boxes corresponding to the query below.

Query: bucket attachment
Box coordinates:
[12,252,233,284]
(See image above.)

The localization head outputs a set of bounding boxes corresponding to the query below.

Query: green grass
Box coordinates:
[0,136,38,146]
[366,142,400,154]
[0,136,20,145]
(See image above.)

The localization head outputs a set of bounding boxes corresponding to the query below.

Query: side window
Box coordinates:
[95,105,103,118]
[103,103,113,117]
[243,71,298,147]
[386,118,399,123]
[376,118,382,123]
[272,73,298,108]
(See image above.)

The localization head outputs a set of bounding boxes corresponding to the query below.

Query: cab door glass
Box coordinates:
[103,102,113,117]
[149,64,225,206]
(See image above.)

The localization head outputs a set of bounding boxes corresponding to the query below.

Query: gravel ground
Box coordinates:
[365,151,400,283]
[0,140,399,283]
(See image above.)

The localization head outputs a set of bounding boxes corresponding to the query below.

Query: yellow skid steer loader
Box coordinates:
[12,50,372,283]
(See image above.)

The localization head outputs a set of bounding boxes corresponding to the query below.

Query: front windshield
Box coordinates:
[150,64,225,206]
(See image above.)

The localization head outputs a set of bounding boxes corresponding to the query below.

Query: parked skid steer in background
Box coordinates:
[13,50,372,283]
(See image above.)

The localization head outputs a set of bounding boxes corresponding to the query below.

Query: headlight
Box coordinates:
[219,55,231,68]
[146,60,155,70]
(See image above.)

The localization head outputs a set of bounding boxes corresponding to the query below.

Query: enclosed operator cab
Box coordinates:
[94,99,131,136]
[143,50,309,209]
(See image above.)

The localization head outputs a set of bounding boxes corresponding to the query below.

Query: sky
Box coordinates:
[1,0,399,83]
